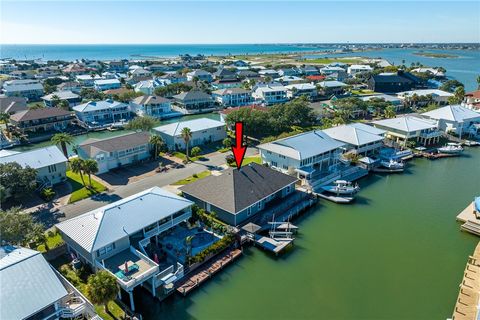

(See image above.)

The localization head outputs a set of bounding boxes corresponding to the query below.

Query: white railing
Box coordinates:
[144,211,192,239]
[156,265,175,281]
[172,212,191,225]
[421,130,442,138]
[175,262,184,279]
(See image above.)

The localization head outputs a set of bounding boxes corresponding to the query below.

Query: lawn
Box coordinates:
[350,89,375,96]
[37,232,64,253]
[242,156,262,166]
[67,170,107,203]
[172,170,211,185]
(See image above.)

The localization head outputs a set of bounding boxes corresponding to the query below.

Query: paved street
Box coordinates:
[41,148,258,227]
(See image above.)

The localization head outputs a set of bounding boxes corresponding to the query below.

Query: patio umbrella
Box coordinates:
[124,261,129,274]
[154,253,159,264]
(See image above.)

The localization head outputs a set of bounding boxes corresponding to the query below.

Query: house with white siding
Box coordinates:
[94,79,121,91]
[323,123,385,155]
[421,104,480,138]
[372,115,442,145]
[130,95,180,119]
[212,87,252,107]
[2,79,44,100]
[73,99,132,129]
[252,83,288,105]
[285,83,318,100]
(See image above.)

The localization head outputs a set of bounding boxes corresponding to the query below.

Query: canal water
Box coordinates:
[137,148,480,320]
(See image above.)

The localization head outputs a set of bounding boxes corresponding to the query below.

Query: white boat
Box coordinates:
[438,143,464,154]
[380,159,404,170]
[322,180,360,195]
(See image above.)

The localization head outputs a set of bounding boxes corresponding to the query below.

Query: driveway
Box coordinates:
[38,148,258,227]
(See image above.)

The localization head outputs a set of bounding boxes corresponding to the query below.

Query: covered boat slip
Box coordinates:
[254,235,293,255]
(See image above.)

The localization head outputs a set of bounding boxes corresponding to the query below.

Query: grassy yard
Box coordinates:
[242,156,262,166]
[350,89,375,96]
[172,170,211,185]
[67,170,107,203]
[37,232,64,253]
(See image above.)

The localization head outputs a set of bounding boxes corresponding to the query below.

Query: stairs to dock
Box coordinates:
[461,221,480,236]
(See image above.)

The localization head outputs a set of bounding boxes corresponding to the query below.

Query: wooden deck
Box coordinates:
[176,248,242,296]
[451,242,480,320]
[456,203,480,236]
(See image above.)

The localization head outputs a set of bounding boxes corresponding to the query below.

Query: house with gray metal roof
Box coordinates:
[0,145,68,187]
[56,186,194,311]
[372,115,442,145]
[180,163,298,226]
[2,79,44,100]
[323,124,385,155]
[129,95,181,119]
[41,90,81,107]
[421,104,480,138]
[73,99,132,129]
[78,132,151,174]
[0,246,97,320]
[258,130,345,183]
[172,90,215,114]
[153,118,226,151]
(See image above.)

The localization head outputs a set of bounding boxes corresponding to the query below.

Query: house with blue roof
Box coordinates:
[73,99,132,129]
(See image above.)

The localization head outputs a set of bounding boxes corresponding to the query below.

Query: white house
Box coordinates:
[252,83,288,105]
[274,75,305,85]
[130,95,179,119]
[2,79,44,100]
[0,246,98,320]
[94,78,121,91]
[421,104,480,138]
[153,118,226,151]
[212,87,252,107]
[322,123,385,155]
[0,146,68,187]
[397,89,454,106]
[134,78,170,95]
[56,187,194,311]
[186,70,213,82]
[73,99,132,128]
[285,83,318,99]
[78,132,151,174]
[347,64,373,75]
[75,74,104,87]
[41,90,81,107]
[258,130,345,182]
[372,115,442,145]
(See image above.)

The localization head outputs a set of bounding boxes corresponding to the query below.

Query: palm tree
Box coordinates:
[51,95,61,108]
[82,159,99,187]
[384,106,396,119]
[0,112,11,134]
[86,271,119,314]
[70,158,86,186]
[477,75,480,89]
[149,135,164,160]
[51,133,74,159]
[181,127,192,162]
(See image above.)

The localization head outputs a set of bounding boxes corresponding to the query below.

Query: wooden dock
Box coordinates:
[422,152,460,160]
[456,203,480,236]
[451,242,480,320]
[176,248,242,296]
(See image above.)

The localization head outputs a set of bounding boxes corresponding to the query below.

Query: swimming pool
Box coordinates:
[191,232,221,256]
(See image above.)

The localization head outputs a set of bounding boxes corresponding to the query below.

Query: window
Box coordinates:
[97,243,115,257]
[47,165,57,173]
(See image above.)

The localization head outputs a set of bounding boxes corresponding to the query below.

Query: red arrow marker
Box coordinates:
[231,121,247,170]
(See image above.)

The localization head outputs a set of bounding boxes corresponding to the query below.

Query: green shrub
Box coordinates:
[40,188,56,201]
[191,146,201,157]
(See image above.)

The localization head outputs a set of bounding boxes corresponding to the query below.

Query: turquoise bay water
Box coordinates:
[137,148,480,320]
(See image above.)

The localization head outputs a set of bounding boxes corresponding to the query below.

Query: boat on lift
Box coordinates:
[438,143,464,154]
[322,180,360,195]
[380,159,404,170]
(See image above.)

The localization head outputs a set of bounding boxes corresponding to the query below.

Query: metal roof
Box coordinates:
[422,105,480,123]
[56,187,193,253]
[0,246,68,320]
[323,124,384,146]
[153,118,225,137]
[349,122,387,136]
[73,99,127,112]
[258,130,345,161]
[372,116,438,133]
[0,145,67,169]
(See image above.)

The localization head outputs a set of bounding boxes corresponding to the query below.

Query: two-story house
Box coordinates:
[2,79,44,100]
[172,90,215,114]
[252,83,288,105]
[212,88,252,107]
[73,99,132,128]
[130,95,180,119]
[9,108,74,134]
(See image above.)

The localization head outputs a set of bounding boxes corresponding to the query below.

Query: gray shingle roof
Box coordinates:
[79,131,150,155]
[180,163,297,214]
[131,95,170,105]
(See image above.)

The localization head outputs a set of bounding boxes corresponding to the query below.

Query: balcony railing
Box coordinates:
[144,211,192,239]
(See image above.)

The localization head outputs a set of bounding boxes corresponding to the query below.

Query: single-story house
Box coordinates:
[180,163,298,226]
[322,123,385,155]
[9,108,74,134]
[78,132,151,174]
[372,115,442,145]
[421,104,480,138]
[56,187,193,311]
[153,118,226,151]
[41,90,82,107]
[0,145,68,187]
[0,246,97,320]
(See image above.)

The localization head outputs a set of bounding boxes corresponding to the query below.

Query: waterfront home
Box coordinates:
[0,146,67,187]
[42,90,81,107]
[285,83,318,100]
[258,69,280,78]
[0,246,97,320]
[186,70,213,82]
[323,123,385,155]
[411,67,445,78]
[75,74,104,87]
[2,79,44,100]
[9,108,74,135]
[0,96,27,114]
[57,81,82,94]
[153,118,226,151]
[278,68,302,77]
[78,132,151,174]
[134,78,169,95]
[274,75,305,85]
[73,99,132,129]
[360,94,403,111]
[252,83,288,105]
[464,90,480,111]
[257,130,345,183]
[372,115,441,145]
[318,80,348,96]
[421,104,480,138]
[130,95,179,119]
[397,89,453,106]
[56,187,194,311]
[212,87,252,107]
[161,72,187,84]
[172,90,215,114]
[219,105,269,123]
[367,71,423,94]
[94,78,121,91]
[180,163,298,226]
[347,64,373,75]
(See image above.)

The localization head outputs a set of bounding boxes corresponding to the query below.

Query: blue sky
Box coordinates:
[1,1,478,44]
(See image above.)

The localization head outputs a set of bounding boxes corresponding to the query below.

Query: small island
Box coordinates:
[413,51,458,58]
